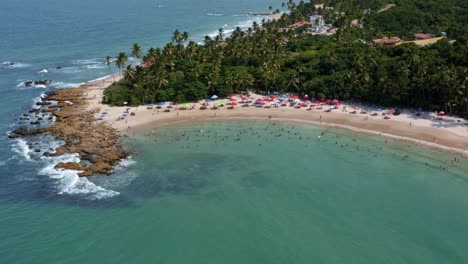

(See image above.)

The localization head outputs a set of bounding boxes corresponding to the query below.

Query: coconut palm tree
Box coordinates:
[115,52,128,74]
[124,65,136,82]
[132,43,142,60]
[106,56,116,82]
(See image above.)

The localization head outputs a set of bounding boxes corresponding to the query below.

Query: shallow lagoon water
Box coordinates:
[3,120,467,263]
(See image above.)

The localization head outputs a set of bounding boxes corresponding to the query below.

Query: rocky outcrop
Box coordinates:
[12,85,128,177]
[8,127,41,138]
[24,80,51,87]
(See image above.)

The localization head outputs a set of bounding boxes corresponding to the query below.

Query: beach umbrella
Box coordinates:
[229,98,237,102]
[183,103,190,108]
[211,95,218,99]
[438,111,446,116]
[326,99,332,104]
[214,102,223,107]
[332,99,339,104]
[329,106,335,109]
[291,95,299,99]
[150,103,155,107]
[376,109,383,113]
[122,113,128,117]
[167,105,174,109]
[203,103,209,106]
[158,102,165,106]
[241,97,248,101]
[205,99,213,103]
[270,95,277,99]
[123,102,128,105]
[231,101,238,105]
[304,95,309,99]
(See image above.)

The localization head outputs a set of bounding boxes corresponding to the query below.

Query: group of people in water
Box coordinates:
[138,121,463,172]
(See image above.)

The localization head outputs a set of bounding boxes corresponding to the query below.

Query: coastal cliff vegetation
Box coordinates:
[104,0,468,117]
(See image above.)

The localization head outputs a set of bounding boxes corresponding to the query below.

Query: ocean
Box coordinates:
[1,1,468,263]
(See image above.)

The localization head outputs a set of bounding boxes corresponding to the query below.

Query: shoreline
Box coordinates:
[84,75,468,157]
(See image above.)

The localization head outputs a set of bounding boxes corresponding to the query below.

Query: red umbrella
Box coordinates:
[320,98,325,101]
[304,95,309,99]
[314,100,320,104]
[229,94,236,98]
[241,97,248,101]
[326,99,332,104]
[231,101,238,105]
[438,111,446,116]
[229,98,237,102]
[291,95,299,99]
[203,103,209,106]
[270,95,277,99]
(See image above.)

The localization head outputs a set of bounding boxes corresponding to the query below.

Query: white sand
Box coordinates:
[83,75,468,156]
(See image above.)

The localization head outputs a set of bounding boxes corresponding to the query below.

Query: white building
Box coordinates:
[310,15,324,32]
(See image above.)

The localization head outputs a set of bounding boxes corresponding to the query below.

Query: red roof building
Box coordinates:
[414,33,435,40]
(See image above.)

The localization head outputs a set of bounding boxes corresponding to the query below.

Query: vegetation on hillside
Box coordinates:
[103,0,468,117]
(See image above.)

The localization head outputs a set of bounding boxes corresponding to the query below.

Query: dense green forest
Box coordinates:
[103,0,468,117]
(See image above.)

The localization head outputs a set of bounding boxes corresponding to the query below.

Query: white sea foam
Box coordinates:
[92,157,138,190]
[39,153,120,200]
[207,13,224,16]
[0,161,5,167]
[72,58,103,65]
[1,61,32,69]
[12,139,31,160]
[49,82,82,89]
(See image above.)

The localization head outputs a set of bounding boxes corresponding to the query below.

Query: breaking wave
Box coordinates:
[1,61,32,69]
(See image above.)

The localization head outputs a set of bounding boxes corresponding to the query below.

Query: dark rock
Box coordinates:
[30,121,41,125]
[35,101,51,106]
[8,127,40,138]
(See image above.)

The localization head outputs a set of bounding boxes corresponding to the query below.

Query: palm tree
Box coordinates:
[115,52,128,74]
[123,65,136,82]
[132,43,142,60]
[171,29,181,44]
[182,31,190,43]
[106,56,116,82]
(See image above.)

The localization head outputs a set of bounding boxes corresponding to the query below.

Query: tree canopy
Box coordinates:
[104,0,468,117]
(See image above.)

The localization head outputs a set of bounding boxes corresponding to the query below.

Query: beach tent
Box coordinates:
[183,103,190,108]
[158,102,165,106]
[211,95,219,99]
[214,102,223,107]
[205,99,213,103]
[229,98,237,102]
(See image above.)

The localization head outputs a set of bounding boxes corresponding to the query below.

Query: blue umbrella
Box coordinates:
[167,105,174,109]
[122,113,128,117]
[211,95,219,99]
[376,109,383,112]
[158,102,165,106]
[150,103,155,107]
[205,99,213,103]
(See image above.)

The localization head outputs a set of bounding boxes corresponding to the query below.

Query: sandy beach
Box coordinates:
[84,75,468,156]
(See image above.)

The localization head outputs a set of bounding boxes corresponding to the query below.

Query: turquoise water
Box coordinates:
[2,120,468,263]
[2,0,468,263]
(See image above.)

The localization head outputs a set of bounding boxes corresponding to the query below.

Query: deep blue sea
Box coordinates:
[1,1,468,263]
